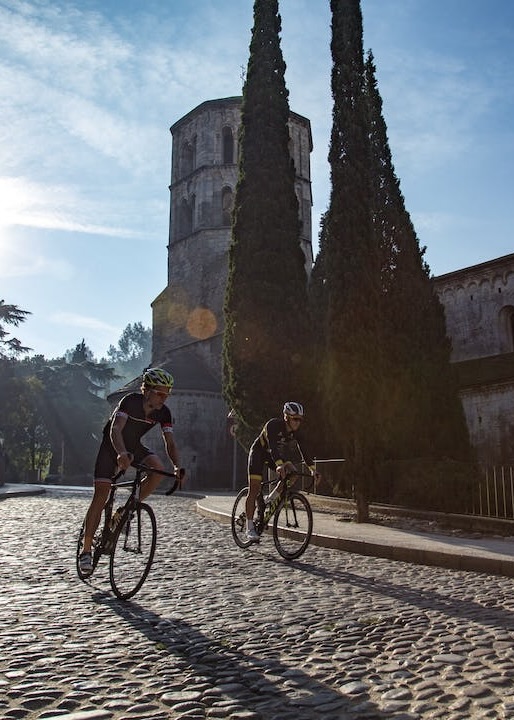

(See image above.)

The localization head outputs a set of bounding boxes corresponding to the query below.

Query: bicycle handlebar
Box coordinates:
[111,463,186,496]
[282,468,319,491]
[134,463,186,496]
[132,462,184,478]
[284,469,316,478]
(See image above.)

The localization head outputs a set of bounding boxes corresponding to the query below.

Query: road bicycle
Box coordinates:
[76,463,184,600]
[231,469,314,560]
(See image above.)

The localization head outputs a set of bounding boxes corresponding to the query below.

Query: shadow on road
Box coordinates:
[92,592,410,719]
[287,557,514,633]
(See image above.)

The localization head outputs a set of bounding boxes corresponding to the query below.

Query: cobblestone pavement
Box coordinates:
[2,490,514,720]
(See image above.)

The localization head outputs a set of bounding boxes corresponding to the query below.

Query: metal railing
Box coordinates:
[473,466,514,519]
[306,458,514,520]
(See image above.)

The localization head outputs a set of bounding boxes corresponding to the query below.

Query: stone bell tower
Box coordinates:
[151,96,313,489]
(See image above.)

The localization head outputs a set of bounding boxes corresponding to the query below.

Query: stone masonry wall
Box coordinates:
[434,254,514,463]
[435,256,514,362]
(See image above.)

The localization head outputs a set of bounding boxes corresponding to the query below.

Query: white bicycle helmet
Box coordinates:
[283,401,304,418]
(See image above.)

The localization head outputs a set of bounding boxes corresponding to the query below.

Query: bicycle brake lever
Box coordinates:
[165,480,180,496]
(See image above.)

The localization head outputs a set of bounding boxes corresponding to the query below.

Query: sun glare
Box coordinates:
[0,226,14,268]
[0,177,33,228]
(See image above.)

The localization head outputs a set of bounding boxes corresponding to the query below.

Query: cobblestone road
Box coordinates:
[2,489,514,720]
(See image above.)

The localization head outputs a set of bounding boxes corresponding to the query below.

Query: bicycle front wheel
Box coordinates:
[109,503,157,600]
[273,491,313,560]
[231,487,254,549]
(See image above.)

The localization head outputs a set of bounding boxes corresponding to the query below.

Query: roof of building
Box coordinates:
[170,95,312,147]
[434,253,514,284]
[107,346,221,402]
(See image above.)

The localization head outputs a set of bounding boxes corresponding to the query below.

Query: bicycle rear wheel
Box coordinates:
[231,487,254,549]
[109,503,157,600]
[273,491,313,560]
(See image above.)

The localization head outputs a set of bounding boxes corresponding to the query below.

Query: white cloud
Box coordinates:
[0,175,148,238]
[50,311,120,335]
[374,46,502,175]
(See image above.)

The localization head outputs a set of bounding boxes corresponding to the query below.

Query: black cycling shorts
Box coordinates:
[94,438,153,480]
[248,443,274,479]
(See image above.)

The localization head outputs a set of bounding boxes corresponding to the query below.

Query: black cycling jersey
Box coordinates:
[101,392,173,447]
[94,393,174,480]
[248,417,314,478]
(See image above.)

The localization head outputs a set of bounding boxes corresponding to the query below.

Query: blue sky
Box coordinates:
[1,0,513,360]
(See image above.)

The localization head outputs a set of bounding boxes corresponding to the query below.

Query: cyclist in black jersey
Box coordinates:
[245,401,320,542]
[79,367,182,575]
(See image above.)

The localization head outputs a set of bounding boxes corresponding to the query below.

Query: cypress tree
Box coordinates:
[223,0,310,446]
[310,0,381,519]
[310,3,472,518]
[364,51,471,465]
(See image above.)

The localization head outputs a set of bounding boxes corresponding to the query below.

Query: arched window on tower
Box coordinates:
[179,197,193,238]
[181,139,195,177]
[499,305,514,353]
[222,126,234,164]
[221,186,233,226]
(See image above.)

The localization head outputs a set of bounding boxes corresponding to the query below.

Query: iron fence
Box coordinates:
[307,458,514,520]
[473,466,514,519]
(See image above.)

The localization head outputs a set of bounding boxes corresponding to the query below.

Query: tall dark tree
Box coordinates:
[310,1,472,518]
[364,51,470,463]
[310,0,380,519]
[223,0,310,446]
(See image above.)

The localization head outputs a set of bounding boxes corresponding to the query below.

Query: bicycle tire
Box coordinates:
[231,487,254,549]
[273,491,313,560]
[109,503,157,600]
[76,520,102,581]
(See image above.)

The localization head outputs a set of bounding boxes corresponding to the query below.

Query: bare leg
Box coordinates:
[139,454,164,501]
[83,480,110,553]
[245,475,262,527]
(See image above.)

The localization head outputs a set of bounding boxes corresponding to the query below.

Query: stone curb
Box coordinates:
[196,498,514,578]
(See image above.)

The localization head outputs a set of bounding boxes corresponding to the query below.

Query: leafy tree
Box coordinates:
[107,322,151,364]
[34,341,117,475]
[0,359,52,482]
[105,322,151,389]
[0,300,31,358]
[5,378,51,478]
[223,0,311,446]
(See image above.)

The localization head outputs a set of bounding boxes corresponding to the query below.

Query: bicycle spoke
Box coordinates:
[273,491,313,560]
[109,503,157,600]
[231,488,254,549]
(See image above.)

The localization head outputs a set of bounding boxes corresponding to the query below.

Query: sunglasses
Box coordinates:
[151,389,171,398]
[288,416,302,423]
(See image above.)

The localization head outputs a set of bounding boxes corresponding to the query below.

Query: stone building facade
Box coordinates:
[433,253,514,464]
[148,97,313,489]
